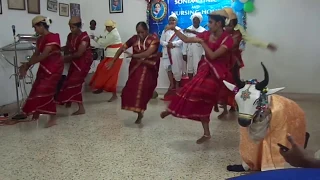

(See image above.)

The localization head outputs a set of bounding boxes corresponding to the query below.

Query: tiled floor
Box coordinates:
[0,92,319,180]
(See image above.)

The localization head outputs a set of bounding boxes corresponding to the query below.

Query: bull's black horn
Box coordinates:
[255,62,269,91]
[233,64,245,89]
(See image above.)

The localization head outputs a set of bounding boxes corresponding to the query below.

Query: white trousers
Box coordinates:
[187,54,202,74]
[163,48,183,81]
[186,44,203,75]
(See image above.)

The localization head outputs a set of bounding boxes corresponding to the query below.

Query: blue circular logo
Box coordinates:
[150,1,167,22]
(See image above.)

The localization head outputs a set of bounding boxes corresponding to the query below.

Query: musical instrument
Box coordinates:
[91,47,104,61]
[0,32,37,120]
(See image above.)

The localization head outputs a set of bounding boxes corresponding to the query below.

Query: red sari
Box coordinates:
[23,33,63,115]
[218,30,243,107]
[167,31,233,122]
[57,32,93,103]
[89,44,123,93]
[231,29,244,70]
[121,34,160,113]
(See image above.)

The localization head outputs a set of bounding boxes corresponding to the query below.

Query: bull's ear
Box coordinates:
[223,80,236,92]
[266,87,285,95]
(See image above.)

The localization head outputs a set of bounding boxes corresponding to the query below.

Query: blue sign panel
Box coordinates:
[148,0,245,52]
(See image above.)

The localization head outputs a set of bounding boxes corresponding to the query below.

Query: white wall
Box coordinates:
[242,0,320,94]
[0,0,81,106]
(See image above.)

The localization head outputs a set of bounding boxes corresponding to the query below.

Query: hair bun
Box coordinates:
[45,17,52,26]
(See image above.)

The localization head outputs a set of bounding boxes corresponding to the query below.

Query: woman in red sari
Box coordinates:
[216,8,278,119]
[56,17,93,115]
[108,21,160,124]
[19,15,63,127]
[215,13,242,119]
[160,10,233,144]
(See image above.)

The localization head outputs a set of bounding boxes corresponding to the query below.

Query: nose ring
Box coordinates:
[238,114,253,127]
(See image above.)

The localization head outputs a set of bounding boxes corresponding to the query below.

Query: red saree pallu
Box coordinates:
[233,30,244,77]
[218,70,236,107]
[23,33,63,115]
[121,34,160,113]
[167,31,234,122]
[89,43,123,92]
[166,32,177,65]
[217,30,244,107]
[223,49,242,107]
[217,53,237,107]
[57,32,93,103]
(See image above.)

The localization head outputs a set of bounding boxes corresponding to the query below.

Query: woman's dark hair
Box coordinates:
[72,22,82,28]
[230,19,238,26]
[136,21,148,31]
[90,20,96,24]
[35,19,52,30]
[208,14,226,27]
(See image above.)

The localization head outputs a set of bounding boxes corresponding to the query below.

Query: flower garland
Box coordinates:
[233,79,269,111]
[243,12,247,30]
[145,0,158,96]
[145,0,151,25]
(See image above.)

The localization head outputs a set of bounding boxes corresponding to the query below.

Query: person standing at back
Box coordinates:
[215,8,277,119]
[160,12,184,90]
[182,12,206,80]
[88,20,101,48]
[89,20,123,102]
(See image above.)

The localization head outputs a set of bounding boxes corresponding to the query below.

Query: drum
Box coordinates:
[90,47,104,61]
[91,47,99,60]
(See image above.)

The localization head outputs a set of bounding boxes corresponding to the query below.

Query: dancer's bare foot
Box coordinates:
[218,111,228,120]
[160,111,170,119]
[45,115,57,128]
[93,89,103,94]
[196,135,211,144]
[214,105,219,112]
[108,94,118,102]
[72,103,85,116]
[32,113,40,120]
[135,113,143,124]
[65,102,71,108]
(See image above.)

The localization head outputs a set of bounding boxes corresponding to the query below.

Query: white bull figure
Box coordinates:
[223,62,309,172]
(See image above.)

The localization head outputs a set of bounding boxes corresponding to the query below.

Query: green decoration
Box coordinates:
[244,1,255,13]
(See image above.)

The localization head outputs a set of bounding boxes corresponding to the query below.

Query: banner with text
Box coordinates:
[148,0,245,51]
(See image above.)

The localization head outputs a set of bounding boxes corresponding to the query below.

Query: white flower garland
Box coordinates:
[45,17,51,26]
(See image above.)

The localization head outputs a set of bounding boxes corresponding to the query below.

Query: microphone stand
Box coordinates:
[11,29,27,120]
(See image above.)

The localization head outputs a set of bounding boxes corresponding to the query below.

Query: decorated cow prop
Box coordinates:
[222,62,309,172]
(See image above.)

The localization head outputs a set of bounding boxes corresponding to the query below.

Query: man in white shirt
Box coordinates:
[88,20,101,48]
[182,12,206,79]
[89,20,123,102]
[160,12,183,89]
